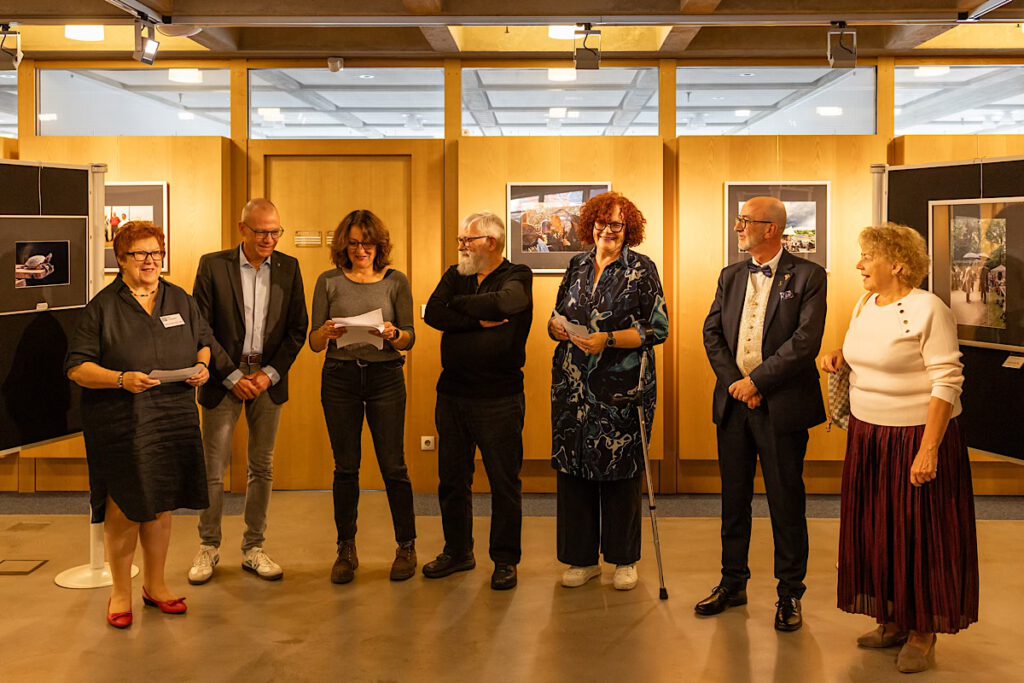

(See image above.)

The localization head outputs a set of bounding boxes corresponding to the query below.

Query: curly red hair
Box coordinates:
[577,192,646,248]
[113,221,165,271]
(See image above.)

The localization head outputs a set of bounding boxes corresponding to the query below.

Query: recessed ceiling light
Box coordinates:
[358,74,375,79]
[178,112,195,120]
[711,96,725,101]
[37,113,58,122]
[740,72,756,77]
[168,68,203,84]
[914,66,950,78]
[0,73,15,79]
[548,68,577,82]
[734,109,751,117]
[568,110,580,118]
[549,107,567,119]
[64,25,105,42]
[548,25,578,40]
[257,107,283,122]
[816,106,843,117]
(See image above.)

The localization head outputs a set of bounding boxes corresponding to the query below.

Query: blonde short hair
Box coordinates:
[859,223,930,288]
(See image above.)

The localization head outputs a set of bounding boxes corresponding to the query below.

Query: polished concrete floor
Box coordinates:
[1,492,1021,682]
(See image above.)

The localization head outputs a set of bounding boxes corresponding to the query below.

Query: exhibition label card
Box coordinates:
[1003,356,1024,370]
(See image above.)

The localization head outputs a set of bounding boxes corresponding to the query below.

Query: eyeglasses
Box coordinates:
[457,235,490,247]
[595,221,626,234]
[347,240,377,251]
[125,250,165,263]
[735,216,774,229]
[243,224,285,240]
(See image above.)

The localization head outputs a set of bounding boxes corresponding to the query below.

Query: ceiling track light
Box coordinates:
[0,24,23,70]
[133,19,160,65]
[960,0,1014,21]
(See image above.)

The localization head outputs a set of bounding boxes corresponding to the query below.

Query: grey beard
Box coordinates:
[457,253,482,276]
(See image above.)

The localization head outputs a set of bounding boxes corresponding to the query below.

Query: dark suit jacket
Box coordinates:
[193,247,309,409]
[703,249,827,434]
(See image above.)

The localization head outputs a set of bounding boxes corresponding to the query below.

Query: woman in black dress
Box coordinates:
[66,221,213,629]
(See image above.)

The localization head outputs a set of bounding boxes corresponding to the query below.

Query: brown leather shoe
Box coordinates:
[390,543,417,582]
[331,540,358,584]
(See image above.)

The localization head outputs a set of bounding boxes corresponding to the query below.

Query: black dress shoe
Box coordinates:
[694,585,748,616]
[774,596,803,632]
[491,564,517,591]
[422,552,476,579]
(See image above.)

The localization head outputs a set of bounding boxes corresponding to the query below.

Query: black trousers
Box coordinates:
[717,403,810,599]
[556,471,642,566]
[435,392,524,565]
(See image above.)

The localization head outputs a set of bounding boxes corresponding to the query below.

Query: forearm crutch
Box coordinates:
[613,352,668,600]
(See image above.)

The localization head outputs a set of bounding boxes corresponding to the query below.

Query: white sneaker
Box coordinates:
[561,564,602,588]
[613,563,638,591]
[188,544,220,585]
[242,547,284,581]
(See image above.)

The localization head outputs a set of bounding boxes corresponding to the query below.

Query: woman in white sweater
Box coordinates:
[821,224,979,675]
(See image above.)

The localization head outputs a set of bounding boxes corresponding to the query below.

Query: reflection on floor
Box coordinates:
[0,491,1021,682]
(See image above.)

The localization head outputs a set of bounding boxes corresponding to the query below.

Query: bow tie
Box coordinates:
[747,262,772,277]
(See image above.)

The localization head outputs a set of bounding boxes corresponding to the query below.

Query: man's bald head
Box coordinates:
[736,196,786,260]
[745,196,787,230]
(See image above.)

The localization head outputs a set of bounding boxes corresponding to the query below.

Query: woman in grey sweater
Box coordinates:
[309,210,417,584]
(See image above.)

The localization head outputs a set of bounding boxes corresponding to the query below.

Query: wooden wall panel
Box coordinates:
[0,454,18,491]
[676,135,890,492]
[0,138,17,159]
[15,136,231,491]
[891,135,1024,166]
[458,137,666,478]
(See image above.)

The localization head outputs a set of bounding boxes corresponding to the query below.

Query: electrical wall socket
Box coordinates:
[420,435,436,451]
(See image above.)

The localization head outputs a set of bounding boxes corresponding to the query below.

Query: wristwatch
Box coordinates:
[606,331,616,348]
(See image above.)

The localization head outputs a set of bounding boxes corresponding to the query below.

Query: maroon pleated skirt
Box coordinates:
[837,415,979,634]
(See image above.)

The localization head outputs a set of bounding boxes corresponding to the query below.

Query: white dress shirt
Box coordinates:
[223,245,280,389]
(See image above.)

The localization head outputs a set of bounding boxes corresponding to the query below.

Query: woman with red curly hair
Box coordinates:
[66,221,213,629]
[548,192,669,592]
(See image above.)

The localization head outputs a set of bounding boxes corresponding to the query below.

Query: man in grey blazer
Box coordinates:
[697,196,827,632]
[189,198,308,584]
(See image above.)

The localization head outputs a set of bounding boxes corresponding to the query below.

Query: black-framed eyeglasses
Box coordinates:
[735,216,774,229]
[457,235,490,247]
[125,250,166,263]
[243,224,285,240]
[595,221,626,234]
[347,240,377,251]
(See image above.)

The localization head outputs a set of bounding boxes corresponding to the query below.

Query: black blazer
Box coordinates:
[193,247,309,409]
[703,249,827,434]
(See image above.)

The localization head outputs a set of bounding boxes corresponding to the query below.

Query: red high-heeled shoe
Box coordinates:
[107,599,133,629]
[142,587,187,615]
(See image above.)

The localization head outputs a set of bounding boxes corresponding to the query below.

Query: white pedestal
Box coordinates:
[54,520,139,589]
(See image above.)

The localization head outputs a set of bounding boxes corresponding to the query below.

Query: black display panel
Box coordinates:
[0,164,41,215]
[887,161,1024,462]
[41,167,90,216]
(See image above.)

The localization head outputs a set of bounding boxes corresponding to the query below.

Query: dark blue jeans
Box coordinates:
[321,358,416,546]
[435,392,524,565]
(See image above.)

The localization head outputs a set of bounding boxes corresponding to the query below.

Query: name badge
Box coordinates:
[160,313,186,328]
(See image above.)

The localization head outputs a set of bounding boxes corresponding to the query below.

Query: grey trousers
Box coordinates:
[198,388,283,552]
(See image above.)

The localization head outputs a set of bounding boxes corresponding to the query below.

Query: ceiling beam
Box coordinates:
[402,0,443,14]
[660,27,703,52]
[680,0,722,13]
[604,68,658,135]
[187,27,241,51]
[882,24,956,49]
[420,26,460,52]
[257,68,386,137]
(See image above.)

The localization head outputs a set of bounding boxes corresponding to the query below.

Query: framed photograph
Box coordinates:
[724,182,830,270]
[1,216,89,316]
[507,182,611,273]
[104,182,168,273]
[929,197,1023,352]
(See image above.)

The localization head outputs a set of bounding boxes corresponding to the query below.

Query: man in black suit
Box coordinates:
[188,198,308,584]
[697,196,827,631]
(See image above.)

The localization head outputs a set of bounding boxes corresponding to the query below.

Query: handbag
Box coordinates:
[826,293,870,431]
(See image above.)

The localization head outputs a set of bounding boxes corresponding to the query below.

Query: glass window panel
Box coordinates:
[249,68,444,140]
[0,68,15,139]
[677,67,876,136]
[462,67,659,137]
[37,69,229,136]
[895,66,1024,135]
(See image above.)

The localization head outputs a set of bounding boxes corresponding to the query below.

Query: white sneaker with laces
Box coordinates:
[561,564,602,588]
[188,544,220,585]
[242,547,284,581]
[613,563,638,591]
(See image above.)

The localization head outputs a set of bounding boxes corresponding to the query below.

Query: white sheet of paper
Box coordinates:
[554,315,592,339]
[149,364,203,382]
[332,309,387,350]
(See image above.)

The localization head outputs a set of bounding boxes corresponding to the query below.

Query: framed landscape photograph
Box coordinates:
[507,182,611,273]
[929,197,1023,352]
[104,182,169,273]
[724,182,830,270]
[1,216,89,316]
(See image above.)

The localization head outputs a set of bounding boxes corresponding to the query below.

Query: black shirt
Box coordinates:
[424,260,533,398]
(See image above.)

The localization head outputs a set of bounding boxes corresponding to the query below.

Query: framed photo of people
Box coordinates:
[104,182,169,273]
[507,182,611,273]
[929,197,1023,352]
[2,216,89,316]
[724,182,830,271]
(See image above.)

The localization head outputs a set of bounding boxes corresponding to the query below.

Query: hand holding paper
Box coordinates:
[553,314,593,340]
[332,309,387,350]
[149,364,205,383]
